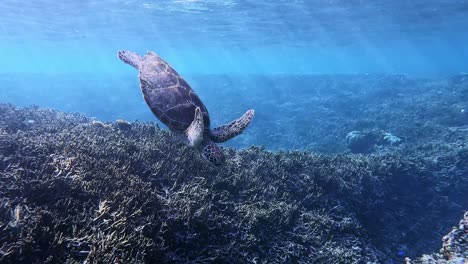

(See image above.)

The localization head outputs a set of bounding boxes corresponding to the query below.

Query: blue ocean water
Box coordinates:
[1,2,468,262]
[0,0,467,149]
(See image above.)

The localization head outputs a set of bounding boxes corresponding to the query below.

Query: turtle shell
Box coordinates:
[138,52,210,132]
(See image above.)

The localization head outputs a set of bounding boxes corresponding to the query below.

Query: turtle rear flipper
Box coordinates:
[117,50,143,69]
[184,107,204,147]
[210,109,254,143]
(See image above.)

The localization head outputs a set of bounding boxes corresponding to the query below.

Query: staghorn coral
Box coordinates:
[0,103,466,263]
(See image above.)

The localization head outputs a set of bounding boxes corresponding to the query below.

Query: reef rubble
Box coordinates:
[0,103,466,263]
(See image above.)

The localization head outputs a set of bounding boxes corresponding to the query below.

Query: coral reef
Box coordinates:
[2,74,467,153]
[0,103,466,263]
[191,74,468,152]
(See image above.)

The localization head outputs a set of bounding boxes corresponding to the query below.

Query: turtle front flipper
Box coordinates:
[117,50,143,69]
[210,109,255,143]
[184,107,204,147]
[200,140,225,166]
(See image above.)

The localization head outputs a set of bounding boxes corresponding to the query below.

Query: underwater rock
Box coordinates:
[381,132,403,146]
[346,130,376,153]
[91,120,111,128]
[410,211,467,264]
[346,130,403,153]
[0,103,466,263]
[441,211,468,261]
[115,119,132,131]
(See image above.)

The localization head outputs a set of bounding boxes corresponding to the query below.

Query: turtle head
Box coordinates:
[200,140,225,166]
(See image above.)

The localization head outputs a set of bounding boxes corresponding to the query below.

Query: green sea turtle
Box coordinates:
[117,50,254,166]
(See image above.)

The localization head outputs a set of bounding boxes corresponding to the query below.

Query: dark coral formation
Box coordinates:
[411,212,467,263]
[0,103,467,263]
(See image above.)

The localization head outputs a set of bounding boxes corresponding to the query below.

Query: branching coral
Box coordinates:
[0,103,466,263]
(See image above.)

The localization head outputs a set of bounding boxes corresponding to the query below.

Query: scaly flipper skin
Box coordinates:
[210,109,255,143]
[200,140,225,166]
[185,107,204,147]
[117,50,143,69]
